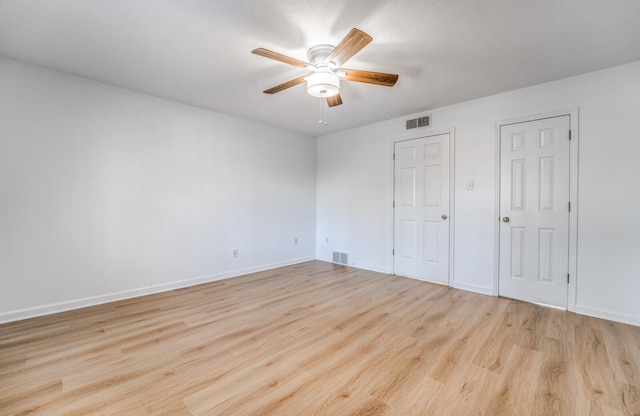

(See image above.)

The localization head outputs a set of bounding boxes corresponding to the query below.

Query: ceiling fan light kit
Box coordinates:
[252,28,398,110]
[307,71,340,97]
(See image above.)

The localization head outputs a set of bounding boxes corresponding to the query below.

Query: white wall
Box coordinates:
[317,60,640,326]
[3,55,639,328]
[0,57,317,323]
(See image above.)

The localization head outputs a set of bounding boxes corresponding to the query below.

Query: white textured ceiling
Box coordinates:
[1,0,640,136]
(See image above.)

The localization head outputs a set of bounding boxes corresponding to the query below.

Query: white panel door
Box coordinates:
[499,116,570,308]
[394,134,450,283]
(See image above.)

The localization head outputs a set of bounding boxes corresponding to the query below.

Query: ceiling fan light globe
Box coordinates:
[306,72,340,97]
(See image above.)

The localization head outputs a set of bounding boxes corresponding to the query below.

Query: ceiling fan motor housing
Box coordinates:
[307,44,335,66]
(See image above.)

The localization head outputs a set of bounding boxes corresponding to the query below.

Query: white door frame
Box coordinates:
[494,108,579,311]
[392,128,455,285]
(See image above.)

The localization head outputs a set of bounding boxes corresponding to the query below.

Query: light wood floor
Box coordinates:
[1,261,639,415]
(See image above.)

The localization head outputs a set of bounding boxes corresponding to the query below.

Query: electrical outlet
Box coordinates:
[466,181,474,191]
[233,249,238,258]
[294,237,298,245]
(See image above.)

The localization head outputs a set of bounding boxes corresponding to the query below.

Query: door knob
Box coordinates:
[502,217,510,223]
[441,214,448,220]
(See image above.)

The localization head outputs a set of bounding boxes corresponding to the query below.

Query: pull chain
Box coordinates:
[318,93,328,125]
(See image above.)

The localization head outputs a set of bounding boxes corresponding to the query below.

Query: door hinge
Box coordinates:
[393,201,395,208]
[392,249,395,256]
[569,130,572,141]
[568,202,571,212]
[393,153,396,160]
[567,273,570,284]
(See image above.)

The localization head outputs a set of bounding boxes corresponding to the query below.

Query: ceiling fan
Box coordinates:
[252,28,398,107]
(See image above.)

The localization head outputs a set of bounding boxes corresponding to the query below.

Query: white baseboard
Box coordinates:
[316,258,640,328]
[349,263,392,275]
[574,304,640,327]
[450,280,495,296]
[317,255,496,296]
[315,256,392,275]
[0,256,315,324]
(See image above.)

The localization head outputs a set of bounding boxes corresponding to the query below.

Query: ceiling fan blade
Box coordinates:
[342,69,399,87]
[327,28,372,66]
[252,48,310,68]
[327,94,343,107]
[263,76,307,94]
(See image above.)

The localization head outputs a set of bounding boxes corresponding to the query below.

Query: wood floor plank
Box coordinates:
[1,260,640,415]
[533,337,570,414]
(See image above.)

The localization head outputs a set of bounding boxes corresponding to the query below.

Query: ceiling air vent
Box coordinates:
[406,114,431,130]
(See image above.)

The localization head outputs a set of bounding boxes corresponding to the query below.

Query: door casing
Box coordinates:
[494,109,579,312]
